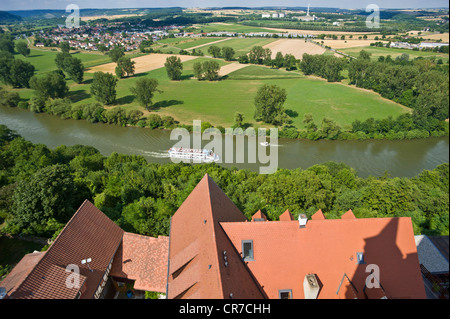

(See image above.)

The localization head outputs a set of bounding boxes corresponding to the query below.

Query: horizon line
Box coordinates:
[4,6,450,11]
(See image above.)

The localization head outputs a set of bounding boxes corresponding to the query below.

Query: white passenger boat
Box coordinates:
[168,147,220,162]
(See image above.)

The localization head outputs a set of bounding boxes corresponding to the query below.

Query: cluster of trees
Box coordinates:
[0,125,447,240]
[247,45,272,65]
[254,84,291,126]
[348,50,449,122]
[104,46,136,79]
[0,35,35,88]
[277,112,448,141]
[164,56,183,81]
[193,60,221,81]
[300,53,346,82]
[29,70,69,112]
[55,51,84,84]
[236,46,298,71]
[207,45,235,61]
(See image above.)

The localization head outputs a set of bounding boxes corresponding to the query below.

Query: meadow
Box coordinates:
[6,46,409,130]
[339,45,450,62]
[191,37,279,57]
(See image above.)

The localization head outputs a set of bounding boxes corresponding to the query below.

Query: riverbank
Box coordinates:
[1,105,448,178]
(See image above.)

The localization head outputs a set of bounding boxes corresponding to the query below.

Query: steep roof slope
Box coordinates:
[167,174,265,299]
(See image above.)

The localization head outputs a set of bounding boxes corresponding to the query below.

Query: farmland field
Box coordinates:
[7,46,410,130]
[193,38,279,57]
[86,53,199,75]
[263,39,326,59]
[338,46,450,62]
[192,23,280,34]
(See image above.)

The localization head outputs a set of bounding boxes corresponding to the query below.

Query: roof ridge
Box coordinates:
[203,174,226,298]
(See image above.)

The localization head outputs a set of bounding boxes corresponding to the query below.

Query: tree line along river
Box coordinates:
[0,106,448,178]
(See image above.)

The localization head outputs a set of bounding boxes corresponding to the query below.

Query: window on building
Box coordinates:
[242,240,254,261]
[279,290,292,299]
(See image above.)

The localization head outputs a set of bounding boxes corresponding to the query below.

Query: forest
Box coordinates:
[0,125,448,243]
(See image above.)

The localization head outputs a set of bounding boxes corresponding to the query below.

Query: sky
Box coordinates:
[1,0,449,11]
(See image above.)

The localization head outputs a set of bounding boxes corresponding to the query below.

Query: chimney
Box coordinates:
[298,214,307,228]
[303,274,320,299]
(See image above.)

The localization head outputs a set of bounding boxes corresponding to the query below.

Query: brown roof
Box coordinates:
[110,233,169,292]
[5,200,124,299]
[0,251,45,298]
[167,174,266,299]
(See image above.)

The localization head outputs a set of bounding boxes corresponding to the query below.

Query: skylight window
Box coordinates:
[356,252,365,264]
[242,240,254,261]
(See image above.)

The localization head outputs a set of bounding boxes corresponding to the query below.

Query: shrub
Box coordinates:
[147,114,163,129]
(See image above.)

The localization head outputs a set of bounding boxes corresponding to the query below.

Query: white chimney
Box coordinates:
[303,274,320,299]
[298,214,307,228]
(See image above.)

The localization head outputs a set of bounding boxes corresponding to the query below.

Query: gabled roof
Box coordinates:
[252,210,267,221]
[167,174,265,299]
[3,200,124,299]
[279,209,294,221]
[341,209,356,219]
[311,209,326,220]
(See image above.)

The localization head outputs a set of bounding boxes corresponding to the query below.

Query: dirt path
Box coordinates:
[218,63,250,76]
[186,38,233,50]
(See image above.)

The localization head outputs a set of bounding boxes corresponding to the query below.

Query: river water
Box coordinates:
[0,106,448,178]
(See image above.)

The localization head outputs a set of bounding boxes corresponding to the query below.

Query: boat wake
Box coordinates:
[260,142,281,147]
[145,151,170,158]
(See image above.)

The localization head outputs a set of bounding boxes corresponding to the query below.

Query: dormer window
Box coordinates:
[242,240,254,261]
[279,289,292,299]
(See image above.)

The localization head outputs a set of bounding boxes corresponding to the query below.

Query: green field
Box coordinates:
[339,46,449,62]
[15,48,114,73]
[5,47,409,130]
[194,38,278,57]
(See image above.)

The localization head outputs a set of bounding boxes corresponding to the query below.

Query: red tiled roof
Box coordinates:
[251,210,267,221]
[4,200,124,299]
[167,174,266,299]
[311,209,326,220]
[110,232,169,293]
[221,217,427,299]
[279,209,294,221]
[341,209,356,219]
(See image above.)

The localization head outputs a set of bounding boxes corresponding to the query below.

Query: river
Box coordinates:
[0,106,448,178]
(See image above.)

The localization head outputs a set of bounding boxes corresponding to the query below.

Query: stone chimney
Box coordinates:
[298,213,307,228]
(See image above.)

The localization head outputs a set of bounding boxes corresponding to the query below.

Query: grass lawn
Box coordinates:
[339,46,449,62]
[115,63,409,129]
[15,48,113,74]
